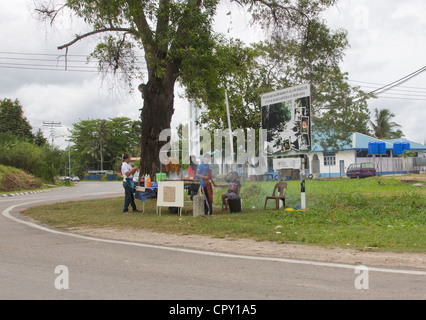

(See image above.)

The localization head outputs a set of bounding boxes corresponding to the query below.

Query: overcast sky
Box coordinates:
[0,0,425,150]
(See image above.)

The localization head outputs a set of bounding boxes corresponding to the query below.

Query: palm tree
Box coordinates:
[369,108,404,139]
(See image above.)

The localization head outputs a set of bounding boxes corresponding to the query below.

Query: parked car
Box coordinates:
[346,162,376,178]
[71,176,80,182]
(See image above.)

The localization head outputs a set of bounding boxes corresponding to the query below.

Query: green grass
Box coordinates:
[22,176,425,253]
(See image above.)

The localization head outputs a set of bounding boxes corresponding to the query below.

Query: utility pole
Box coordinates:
[43,121,62,146]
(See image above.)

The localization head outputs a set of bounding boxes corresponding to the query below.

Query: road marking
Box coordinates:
[3,201,426,276]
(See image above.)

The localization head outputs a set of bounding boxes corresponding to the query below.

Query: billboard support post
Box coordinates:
[300,155,306,210]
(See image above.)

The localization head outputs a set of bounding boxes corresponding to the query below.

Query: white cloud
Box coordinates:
[324,0,426,143]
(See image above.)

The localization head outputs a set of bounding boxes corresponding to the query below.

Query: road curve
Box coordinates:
[1,182,425,300]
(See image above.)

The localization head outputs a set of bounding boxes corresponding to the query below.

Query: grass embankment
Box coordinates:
[0,164,44,193]
[22,176,425,252]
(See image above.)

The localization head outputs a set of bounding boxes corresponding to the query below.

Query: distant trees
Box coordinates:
[0,98,60,182]
[0,98,141,181]
[69,117,141,175]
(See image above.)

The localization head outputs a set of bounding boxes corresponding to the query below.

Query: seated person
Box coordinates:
[222,172,241,210]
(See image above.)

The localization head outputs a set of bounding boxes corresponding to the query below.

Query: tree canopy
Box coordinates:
[34,0,370,174]
[0,98,35,142]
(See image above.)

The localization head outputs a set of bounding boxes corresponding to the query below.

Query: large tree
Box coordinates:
[35,0,339,176]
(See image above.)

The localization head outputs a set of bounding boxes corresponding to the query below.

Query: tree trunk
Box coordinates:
[138,77,175,178]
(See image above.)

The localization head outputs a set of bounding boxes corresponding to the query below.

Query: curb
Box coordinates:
[0,187,68,198]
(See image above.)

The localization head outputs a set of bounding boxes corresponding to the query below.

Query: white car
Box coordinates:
[71,176,80,182]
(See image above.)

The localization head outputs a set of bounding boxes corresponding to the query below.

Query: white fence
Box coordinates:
[358,157,426,174]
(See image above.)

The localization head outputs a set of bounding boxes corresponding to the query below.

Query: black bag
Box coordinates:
[168,207,179,213]
[227,197,241,213]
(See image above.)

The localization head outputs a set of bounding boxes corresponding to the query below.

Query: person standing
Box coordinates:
[121,154,141,214]
[196,154,217,215]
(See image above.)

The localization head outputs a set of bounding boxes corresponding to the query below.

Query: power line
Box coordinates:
[348,79,426,91]
[349,83,426,95]
[349,66,426,102]
[0,50,145,59]
[0,64,145,73]
[1,50,425,102]
[374,95,426,101]
[0,51,147,73]
[0,55,147,66]
[366,66,426,96]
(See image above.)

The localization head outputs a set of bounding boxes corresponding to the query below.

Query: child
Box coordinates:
[222,172,241,210]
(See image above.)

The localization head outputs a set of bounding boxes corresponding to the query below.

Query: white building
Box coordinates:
[308,132,426,178]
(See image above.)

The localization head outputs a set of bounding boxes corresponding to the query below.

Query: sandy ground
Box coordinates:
[69,226,425,270]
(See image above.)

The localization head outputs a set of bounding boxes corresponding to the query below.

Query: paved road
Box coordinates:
[0,182,425,301]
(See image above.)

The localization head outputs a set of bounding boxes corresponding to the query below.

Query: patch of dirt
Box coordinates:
[68,227,425,270]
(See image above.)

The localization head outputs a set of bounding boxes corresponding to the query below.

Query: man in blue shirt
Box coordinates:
[196,154,215,215]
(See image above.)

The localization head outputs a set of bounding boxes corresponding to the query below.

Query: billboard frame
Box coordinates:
[261,84,312,157]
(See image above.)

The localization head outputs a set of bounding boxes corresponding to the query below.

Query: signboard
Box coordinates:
[157,181,184,208]
[261,84,311,156]
[273,158,302,170]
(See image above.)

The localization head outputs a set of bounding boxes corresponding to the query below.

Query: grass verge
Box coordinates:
[21,176,425,253]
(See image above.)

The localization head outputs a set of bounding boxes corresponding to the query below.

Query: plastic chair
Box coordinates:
[264,182,287,210]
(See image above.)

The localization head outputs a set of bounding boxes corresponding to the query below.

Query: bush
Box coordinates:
[0,135,62,182]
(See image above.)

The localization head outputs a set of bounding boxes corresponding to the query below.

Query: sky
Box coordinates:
[0,0,425,150]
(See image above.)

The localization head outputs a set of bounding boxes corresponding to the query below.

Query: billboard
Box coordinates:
[261,84,311,156]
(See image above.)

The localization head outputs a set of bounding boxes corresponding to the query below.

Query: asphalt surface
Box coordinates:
[0,182,425,301]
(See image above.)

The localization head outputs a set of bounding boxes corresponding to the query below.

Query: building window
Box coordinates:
[324,152,336,166]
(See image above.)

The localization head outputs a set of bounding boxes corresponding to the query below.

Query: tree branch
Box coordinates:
[128,0,155,57]
[34,3,67,26]
[58,27,134,50]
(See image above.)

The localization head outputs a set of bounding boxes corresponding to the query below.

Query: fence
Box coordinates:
[84,174,118,181]
[358,157,425,175]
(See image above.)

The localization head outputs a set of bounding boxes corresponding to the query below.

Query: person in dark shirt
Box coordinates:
[222,172,241,211]
[196,154,217,215]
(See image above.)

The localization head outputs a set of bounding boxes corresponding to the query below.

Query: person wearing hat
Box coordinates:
[121,154,141,214]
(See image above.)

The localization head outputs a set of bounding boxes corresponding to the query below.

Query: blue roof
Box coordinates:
[383,138,426,150]
[312,132,426,152]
